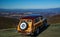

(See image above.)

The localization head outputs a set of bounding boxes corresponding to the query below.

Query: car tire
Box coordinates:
[35,27,40,35]
[43,21,48,27]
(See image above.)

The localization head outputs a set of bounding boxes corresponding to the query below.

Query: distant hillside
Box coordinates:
[0,8,60,18]
[0,8,60,13]
[48,14,60,24]
[0,17,19,29]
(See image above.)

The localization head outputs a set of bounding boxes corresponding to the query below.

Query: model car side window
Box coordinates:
[39,16,43,20]
[34,17,40,23]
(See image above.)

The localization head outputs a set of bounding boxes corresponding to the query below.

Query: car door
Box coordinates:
[34,17,43,29]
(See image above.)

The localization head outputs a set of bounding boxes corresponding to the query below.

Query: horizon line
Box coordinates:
[0,7,60,9]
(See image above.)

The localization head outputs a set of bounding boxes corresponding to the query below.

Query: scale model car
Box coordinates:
[17,14,48,35]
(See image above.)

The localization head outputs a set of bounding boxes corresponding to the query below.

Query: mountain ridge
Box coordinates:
[0,8,60,19]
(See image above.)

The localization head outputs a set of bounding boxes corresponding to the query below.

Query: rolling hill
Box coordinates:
[48,14,60,24]
[0,17,19,29]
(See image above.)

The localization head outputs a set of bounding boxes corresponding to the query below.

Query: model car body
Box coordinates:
[17,14,48,35]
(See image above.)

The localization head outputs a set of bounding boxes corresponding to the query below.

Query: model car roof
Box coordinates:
[21,14,42,19]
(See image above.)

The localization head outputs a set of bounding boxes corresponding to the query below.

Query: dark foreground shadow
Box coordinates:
[30,25,50,37]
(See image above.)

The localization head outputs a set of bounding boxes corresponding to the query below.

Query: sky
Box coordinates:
[0,0,60,9]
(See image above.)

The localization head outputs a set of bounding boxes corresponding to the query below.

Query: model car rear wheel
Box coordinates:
[36,28,39,34]
[34,27,40,35]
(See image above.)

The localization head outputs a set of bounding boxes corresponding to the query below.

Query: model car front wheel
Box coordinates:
[43,20,48,27]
